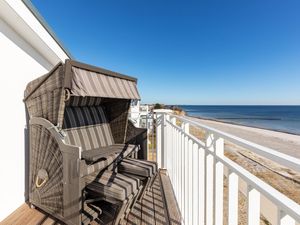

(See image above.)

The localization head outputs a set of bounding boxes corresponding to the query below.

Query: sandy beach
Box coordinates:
[187,116,300,159]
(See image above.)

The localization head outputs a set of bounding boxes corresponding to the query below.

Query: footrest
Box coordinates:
[85,170,141,202]
[118,158,158,177]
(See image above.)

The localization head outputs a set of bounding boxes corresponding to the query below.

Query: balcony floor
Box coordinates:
[1,170,181,225]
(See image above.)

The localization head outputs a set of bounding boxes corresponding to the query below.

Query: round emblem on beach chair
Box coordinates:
[64,88,71,102]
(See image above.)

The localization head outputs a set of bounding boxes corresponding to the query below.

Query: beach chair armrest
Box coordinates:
[125,120,147,159]
[29,117,81,179]
[29,117,82,224]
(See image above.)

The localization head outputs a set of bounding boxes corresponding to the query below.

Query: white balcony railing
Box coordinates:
[154,112,300,225]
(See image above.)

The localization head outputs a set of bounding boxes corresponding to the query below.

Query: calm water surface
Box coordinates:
[180,105,300,135]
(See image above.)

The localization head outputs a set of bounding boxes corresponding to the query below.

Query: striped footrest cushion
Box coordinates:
[85,170,140,201]
[118,158,158,177]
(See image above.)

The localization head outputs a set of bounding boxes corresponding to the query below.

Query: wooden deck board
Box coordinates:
[152,176,168,225]
[1,170,181,225]
[160,170,182,225]
[141,185,155,225]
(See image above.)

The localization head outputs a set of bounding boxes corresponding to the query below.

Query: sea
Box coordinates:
[180,105,300,135]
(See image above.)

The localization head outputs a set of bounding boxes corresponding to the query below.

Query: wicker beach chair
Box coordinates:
[24,60,149,225]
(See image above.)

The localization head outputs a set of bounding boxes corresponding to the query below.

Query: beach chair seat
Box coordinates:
[80,144,139,177]
[118,158,157,199]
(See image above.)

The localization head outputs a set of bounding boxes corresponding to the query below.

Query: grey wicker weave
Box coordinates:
[24,60,147,225]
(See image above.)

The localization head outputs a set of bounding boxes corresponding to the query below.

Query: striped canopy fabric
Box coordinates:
[24,59,138,135]
[71,67,140,100]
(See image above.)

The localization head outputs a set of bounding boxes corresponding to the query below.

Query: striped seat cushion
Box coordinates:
[82,144,138,176]
[85,170,140,201]
[63,105,114,150]
[118,158,158,177]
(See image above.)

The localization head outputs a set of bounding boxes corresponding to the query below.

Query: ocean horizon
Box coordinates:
[179,105,300,135]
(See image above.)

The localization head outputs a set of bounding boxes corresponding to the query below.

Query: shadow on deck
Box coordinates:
[1,170,182,225]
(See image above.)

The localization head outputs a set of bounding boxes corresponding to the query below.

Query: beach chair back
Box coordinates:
[63,96,114,151]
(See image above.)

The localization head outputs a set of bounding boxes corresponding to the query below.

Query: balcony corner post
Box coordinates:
[155,112,163,168]
[162,114,170,169]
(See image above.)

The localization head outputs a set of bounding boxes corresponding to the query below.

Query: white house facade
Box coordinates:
[0,0,70,220]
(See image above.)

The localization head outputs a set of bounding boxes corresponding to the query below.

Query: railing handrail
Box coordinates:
[166,112,300,173]
[154,111,300,224]
[165,118,300,221]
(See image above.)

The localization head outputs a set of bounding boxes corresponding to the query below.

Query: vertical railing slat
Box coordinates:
[174,125,179,194]
[177,127,180,198]
[199,145,206,225]
[175,126,180,196]
[183,122,189,224]
[178,128,182,209]
[192,143,199,225]
[228,171,239,225]
[215,137,224,225]
[170,118,173,181]
[278,210,296,225]
[185,127,189,224]
[181,122,185,212]
[206,153,214,225]
[188,138,193,224]
[205,154,214,225]
[155,113,162,168]
[164,114,170,169]
[206,133,215,225]
[247,186,260,225]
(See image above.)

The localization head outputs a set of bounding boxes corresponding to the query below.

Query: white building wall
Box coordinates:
[0,1,69,220]
[129,100,141,127]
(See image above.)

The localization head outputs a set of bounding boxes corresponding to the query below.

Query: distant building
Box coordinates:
[129,101,153,130]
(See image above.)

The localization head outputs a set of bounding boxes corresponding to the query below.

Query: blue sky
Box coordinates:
[32,0,300,105]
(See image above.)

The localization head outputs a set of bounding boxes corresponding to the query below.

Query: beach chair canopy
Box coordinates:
[24,59,140,130]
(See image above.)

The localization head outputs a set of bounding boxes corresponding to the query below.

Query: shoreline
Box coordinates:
[187,114,300,137]
[185,114,300,159]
